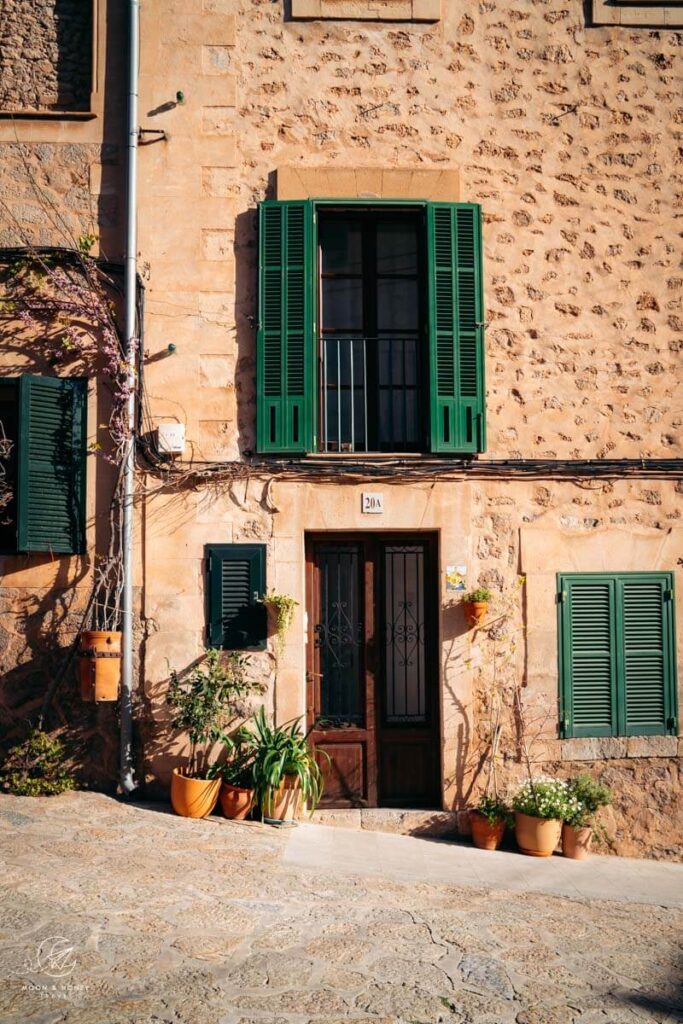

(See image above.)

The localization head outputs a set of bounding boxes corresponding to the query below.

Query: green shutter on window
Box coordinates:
[558,573,677,738]
[17,375,87,554]
[206,544,267,650]
[427,202,486,454]
[620,575,675,736]
[256,200,316,453]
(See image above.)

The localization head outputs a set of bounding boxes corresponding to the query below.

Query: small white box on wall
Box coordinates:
[156,422,186,455]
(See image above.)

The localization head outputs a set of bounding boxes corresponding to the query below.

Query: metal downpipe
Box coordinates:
[119,0,140,795]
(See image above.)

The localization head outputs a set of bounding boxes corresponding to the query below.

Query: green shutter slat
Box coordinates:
[558,572,677,739]
[427,202,486,454]
[17,376,87,554]
[621,577,671,735]
[206,544,267,651]
[257,200,315,453]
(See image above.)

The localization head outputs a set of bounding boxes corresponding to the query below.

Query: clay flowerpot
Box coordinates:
[78,630,121,702]
[562,823,593,860]
[220,783,254,821]
[463,601,488,628]
[264,775,302,824]
[170,768,221,819]
[470,811,506,851]
[515,811,562,857]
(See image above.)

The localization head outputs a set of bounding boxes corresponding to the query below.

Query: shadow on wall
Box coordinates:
[234,207,260,457]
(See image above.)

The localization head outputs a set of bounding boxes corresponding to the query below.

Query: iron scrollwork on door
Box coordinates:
[314,546,364,726]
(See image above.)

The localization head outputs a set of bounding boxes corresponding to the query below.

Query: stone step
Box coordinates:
[311,807,463,837]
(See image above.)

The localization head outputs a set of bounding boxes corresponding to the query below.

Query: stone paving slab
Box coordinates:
[285,824,683,909]
[0,792,682,1024]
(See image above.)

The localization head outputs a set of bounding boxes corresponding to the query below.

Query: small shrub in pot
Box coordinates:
[470,794,512,851]
[562,773,613,860]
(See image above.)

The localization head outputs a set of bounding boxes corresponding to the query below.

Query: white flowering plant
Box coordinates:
[512,777,572,821]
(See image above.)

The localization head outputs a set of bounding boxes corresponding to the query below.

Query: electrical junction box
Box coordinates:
[156,422,185,456]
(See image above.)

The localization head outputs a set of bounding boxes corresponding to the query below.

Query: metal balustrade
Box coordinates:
[321,337,421,453]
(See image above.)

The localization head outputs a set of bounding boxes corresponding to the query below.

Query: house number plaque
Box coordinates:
[361,492,384,514]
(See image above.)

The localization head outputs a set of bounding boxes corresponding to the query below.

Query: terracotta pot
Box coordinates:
[78,630,121,702]
[264,775,302,824]
[515,811,562,857]
[463,601,488,627]
[470,810,506,851]
[562,823,592,860]
[170,768,221,819]
[220,783,254,821]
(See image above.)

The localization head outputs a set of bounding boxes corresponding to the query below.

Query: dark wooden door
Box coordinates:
[306,534,439,809]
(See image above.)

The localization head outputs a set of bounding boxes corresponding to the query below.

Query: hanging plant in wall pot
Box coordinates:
[462,588,492,628]
[261,592,298,657]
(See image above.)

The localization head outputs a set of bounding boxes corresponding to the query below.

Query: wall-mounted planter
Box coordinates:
[463,601,488,628]
[78,630,121,702]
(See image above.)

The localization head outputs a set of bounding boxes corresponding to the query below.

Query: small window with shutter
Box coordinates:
[558,572,678,739]
[256,199,486,456]
[206,544,267,651]
[0,375,87,555]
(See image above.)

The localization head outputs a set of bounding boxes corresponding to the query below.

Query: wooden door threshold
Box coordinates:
[311,807,461,838]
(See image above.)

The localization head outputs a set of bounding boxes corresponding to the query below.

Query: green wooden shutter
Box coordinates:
[17,375,87,554]
[427,202,486,454]
[559,575,618,738]
[620,574,676,736]
[206,544,267,650]
[256,200,315,453]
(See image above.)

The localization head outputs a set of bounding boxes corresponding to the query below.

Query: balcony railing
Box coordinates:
[321,336,421,453]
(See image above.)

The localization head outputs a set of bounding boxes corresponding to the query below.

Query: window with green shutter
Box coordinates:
[255,199,486,456]
[558,572,678,739]
[0,375,87,555]
[206,544,267,650]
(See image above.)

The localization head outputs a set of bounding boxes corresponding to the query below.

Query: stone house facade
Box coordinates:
[0,0,681,858]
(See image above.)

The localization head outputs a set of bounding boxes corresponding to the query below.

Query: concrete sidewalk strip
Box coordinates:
[285,822,683,908]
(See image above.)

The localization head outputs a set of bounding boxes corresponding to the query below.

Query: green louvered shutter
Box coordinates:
[559,576,618,738]
[427,202,486,454]
[256,200,315,453]
[620,574,676,736]
[206,544,267,650]
[17,376,87,554]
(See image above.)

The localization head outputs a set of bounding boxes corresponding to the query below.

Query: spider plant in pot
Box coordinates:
[166,650,261,819]
[462,587,492,628]
[562,773,613,860]
[250,706,326,825]
[208,725,257,821]
[470,794,513,851]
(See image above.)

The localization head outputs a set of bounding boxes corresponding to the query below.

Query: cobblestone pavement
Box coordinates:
[0,793,681,1024]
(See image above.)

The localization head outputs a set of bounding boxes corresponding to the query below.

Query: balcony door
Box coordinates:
[306,533,440,808]
[318,209,427,453]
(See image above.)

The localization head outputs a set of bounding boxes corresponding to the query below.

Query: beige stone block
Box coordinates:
[197,420,237,458]
[291,0,322,14]
[202,167,236,197]
[201,228,233,261]
[203,0,236,12]
[560,737,628,761]
[201,45,233,76]
[161,14,235,47]
[591,0,621,24]
[354,168,384,198]
[0,556,92,589]
[626,735,678,759]
[411,0,440,19]
[199,354,235,388]
[312,808,361,829]
[274,668,306,722]
[201,104,236,135]
[144,557,202,599]
[664,7,683,25]
[144,631,204,688]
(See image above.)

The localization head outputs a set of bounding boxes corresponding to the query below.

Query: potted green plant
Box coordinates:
[512,777,570,857]
[562,773,613,860]
[166,650,261,819]
[462,587,492,627]
[250,706,326,825]
[209,726,257,821]
[469,794,513,851]
[261,592,298,656]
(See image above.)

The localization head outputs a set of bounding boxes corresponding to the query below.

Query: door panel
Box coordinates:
[307,533,439,809]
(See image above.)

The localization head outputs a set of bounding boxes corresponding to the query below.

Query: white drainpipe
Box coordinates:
[120,0,140,795]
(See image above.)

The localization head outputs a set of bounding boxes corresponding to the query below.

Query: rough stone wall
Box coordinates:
[0,0,92,112]
[225,0,683,462]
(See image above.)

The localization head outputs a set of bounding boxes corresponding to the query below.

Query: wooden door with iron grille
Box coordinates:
[306,534,439,808]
